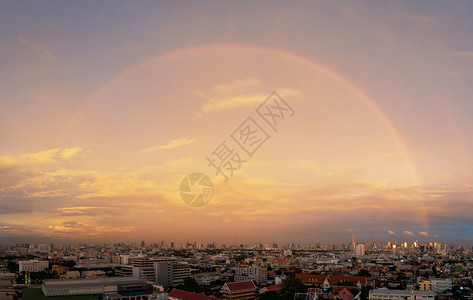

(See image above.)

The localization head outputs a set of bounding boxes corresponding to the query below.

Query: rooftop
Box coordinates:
[370,289,434,296]
[23,288,97,300]
[43,277,150,288]
[223,281,256,291]
[169,288,220,300]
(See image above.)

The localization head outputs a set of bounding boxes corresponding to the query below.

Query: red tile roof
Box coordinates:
[329,275,367,285]
[265,284,284,292]
[334,286,360,292]
[168,289,220,300]
[296,274,327,283]
[295,274,367,286]
[224,281,256,291]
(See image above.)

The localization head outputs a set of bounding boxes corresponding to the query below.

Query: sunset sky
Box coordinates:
[1,1,473,245]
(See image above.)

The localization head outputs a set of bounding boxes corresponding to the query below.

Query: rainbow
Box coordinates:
[61,43,426,226]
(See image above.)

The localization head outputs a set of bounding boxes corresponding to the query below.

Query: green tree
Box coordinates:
[177,277,202,293]
[259,291,282,300]
[210,279,225,286]
[360,285,372,300]
[350,288,360,296]
[7,262,18,273]
[65,260,76,268]
[282,277,306,299]
[357,269,371,277]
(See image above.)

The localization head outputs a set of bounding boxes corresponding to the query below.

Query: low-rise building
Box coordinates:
[369,288,434,300]
[221,281,256,300]
[168,288,220,300]
[19,260,49,273]
[430,278,452,293]
[259,284,284,294]
[419,280,431,291]
[42,277,153,299]
[51,265,69,275]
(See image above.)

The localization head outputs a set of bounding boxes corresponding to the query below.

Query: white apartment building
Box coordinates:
[115,257,186,285]
[234,264,267,284]
[19,260,49,272]
[430,278,453,293]
[235,264,252,282]
[154,261,191,286]
[370,288,434,300]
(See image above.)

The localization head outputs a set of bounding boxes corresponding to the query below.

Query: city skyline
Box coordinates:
[0,237,462,250]
[1,1,473,245]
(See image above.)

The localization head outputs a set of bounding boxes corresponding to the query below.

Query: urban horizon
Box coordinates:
[1,236,470,248]
[1,0,473,285]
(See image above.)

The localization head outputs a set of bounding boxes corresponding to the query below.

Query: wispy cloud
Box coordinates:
[419,231,429,237]
[449,51,473,58]
[395,14,435,24]
[1,37,53,60]
[140,138,196,153]
[194,77,264,114]
[59,147,84,160]
[0,147,84,168]
[403,230,415,236]
[208,77,262,93]
[388,230,396,235]
[194,78,302,115]
[199,94,268,114]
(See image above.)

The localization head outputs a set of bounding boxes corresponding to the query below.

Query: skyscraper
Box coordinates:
[352,233,356,254]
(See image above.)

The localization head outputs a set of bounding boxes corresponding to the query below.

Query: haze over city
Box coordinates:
[1,1,473,246]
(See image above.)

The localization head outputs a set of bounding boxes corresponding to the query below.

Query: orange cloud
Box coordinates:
[59,147,84,160]
[194,78,302,115]
[0,147,84,168]
[140,138,196,152]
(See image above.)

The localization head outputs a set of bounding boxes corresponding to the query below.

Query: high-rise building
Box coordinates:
[251,265,267,284]
[116,257,178,283]
[352,234,356,254]
[154,261,191,286]
[234,264,267,284]
[355,244,365,256]
[38,244,51,253]
[234,264,251,282]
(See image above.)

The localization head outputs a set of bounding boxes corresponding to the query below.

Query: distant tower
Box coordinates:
[352,233,356,253]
